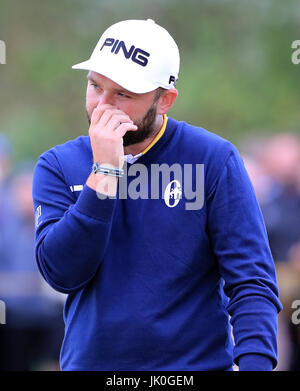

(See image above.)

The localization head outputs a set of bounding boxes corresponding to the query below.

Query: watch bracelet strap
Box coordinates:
[94,164,124,177]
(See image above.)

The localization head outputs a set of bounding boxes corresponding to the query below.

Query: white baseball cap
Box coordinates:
[72,19,180,94]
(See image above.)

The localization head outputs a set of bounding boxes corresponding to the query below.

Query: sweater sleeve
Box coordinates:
[32,151,116,294]
[238,353,273,371]
[207,147,282,369]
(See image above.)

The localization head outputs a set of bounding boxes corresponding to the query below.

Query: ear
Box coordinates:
[157,88,178,114]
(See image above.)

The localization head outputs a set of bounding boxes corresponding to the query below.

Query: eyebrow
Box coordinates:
[87,75,136,96]
[112,87,134,96]
[87,74,98,83]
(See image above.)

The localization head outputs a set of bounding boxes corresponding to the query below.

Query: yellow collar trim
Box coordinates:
[141,114,168,156]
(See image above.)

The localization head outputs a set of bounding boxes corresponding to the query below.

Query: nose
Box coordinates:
[97,92,114,107]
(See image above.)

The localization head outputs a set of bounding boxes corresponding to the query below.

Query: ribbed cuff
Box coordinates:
[238,354,273,371]
[75,184,116,221]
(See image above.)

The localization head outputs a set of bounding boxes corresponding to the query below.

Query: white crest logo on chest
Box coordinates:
[164,180,182,208]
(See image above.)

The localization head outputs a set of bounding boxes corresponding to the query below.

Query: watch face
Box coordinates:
[92,163,98,173]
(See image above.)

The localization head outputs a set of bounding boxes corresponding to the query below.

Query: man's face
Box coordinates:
[86,71,161,146]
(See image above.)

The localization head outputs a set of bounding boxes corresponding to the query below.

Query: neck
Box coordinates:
[123,114,164,156]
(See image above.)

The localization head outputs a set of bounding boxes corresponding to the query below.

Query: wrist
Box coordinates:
[92,156,124,170]
[86,171,118,197]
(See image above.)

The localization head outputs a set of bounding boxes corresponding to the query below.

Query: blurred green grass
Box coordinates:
[0,0,299,162]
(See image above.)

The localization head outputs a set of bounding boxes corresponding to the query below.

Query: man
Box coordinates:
[33,19,282,371]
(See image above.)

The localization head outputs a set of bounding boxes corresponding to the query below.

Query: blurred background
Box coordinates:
[0,0,300,370]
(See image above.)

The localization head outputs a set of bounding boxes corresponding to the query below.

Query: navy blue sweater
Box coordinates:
[32,117,282,371]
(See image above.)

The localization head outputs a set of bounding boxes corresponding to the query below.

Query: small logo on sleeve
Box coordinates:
[35,205,41,228]
[70,185,83,192]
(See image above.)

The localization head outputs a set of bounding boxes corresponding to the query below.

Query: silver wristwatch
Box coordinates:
[92,163,124,177]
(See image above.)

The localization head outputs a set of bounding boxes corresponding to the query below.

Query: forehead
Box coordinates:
[87,71,156,100]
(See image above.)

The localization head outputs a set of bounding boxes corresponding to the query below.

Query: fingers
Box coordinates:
[103,113,138,138]
[90,104,137,137]
[99,109,132,129]
[91,104,124,126]
[115,122,138,138]
[90,104,114,126]
[104,113,133,130]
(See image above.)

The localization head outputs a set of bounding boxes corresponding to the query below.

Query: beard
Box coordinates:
[86,102,158,147]
[122,104,157,147]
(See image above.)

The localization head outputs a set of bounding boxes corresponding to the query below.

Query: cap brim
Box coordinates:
[72,59,159,94]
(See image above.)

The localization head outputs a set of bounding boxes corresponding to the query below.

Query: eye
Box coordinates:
[118,92,131,98]
[91,83,99,89]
